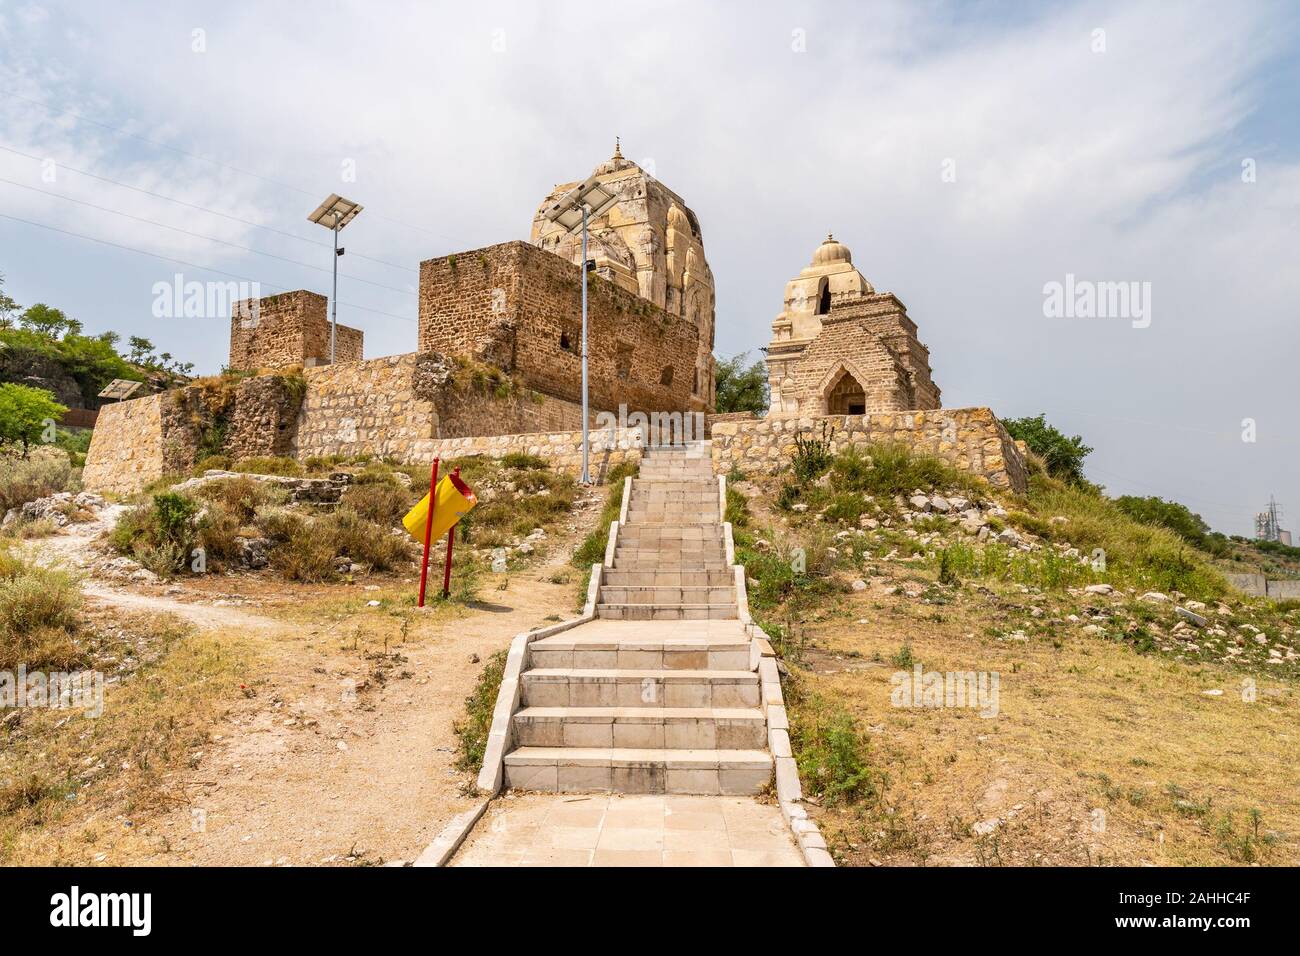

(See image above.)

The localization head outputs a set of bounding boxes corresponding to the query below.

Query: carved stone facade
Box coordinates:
[229,290,363,371]
[529,143,717,407]
[766,236,940,417]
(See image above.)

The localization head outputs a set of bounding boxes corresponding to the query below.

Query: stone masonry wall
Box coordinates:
[709,407,1029,493]
[81,393,167,495]
[292,352,596,461]
[418,241,705,416]
[82,373,305,494]
[229,290,363,370]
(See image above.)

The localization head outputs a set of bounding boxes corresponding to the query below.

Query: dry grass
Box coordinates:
[0,610,253,864]
[797,583,1299,866]
[0,446,75,514]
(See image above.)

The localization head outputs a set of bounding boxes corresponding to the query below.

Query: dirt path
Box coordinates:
[18,496,600,866]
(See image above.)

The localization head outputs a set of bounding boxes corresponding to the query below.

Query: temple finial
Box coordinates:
[613,136,623,159]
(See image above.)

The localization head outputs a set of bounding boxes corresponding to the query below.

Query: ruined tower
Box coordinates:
[530,142,717,407]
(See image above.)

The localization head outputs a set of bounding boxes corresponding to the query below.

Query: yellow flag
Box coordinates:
[402,471,477,543]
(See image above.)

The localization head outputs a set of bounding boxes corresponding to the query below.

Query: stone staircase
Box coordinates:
[500,442,773,795]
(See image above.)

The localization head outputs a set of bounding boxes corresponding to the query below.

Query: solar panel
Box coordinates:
[98,378,144,400]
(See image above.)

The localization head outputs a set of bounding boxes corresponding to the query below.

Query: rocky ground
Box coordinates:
[3,469,604,866]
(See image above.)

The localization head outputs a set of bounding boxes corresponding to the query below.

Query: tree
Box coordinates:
[19,303,81,339]
[1002,413,1093,484]
[1114,495,1210,547]
[0,273,19,329]
[127,336,155,365]
[714,351,769,414]
[0,382,68,455]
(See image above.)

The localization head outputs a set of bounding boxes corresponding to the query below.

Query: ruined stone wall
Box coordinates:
[292,352,596,461]
[417,427,643,483]
[418,241,706,416]
[709,407,1028,493]
[81,393,168,496]
[229,290,363,370]
[85,351,631,495]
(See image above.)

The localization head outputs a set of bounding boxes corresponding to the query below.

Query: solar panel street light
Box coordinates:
[98,378,144,401]
[543,176,623,484]
[308,194,364,364]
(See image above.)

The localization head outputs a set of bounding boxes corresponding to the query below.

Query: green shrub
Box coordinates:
[233,456,302,477]
[192,454,231,474]
[193,475,285,523]
[108,491,199,575]
[453,649,508,773]
[0,382,68,455]
[791,423,835,483]
[789,689,877,806]
[1002,413,1093,484]
[501,451,548,470]
[0,549,83,671]
[322,508,412,572]
[824,492,870,524]
[831,443,984,501]
[340,481,416,526]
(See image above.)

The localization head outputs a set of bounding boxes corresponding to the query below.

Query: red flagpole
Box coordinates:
[442,467,460,598]
[417,457,440,607]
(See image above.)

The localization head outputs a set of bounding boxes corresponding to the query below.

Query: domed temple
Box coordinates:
[765,234,941,417]
[530,141,716,406]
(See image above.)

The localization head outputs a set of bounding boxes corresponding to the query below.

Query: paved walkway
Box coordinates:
[451,793,804,867]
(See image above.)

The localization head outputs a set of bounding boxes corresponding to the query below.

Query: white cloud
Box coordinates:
[0,0,1294,533]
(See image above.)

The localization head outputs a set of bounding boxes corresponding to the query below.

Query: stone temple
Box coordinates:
[766,234,940,417]
[83,146,1027,496]
[530,142,716,407]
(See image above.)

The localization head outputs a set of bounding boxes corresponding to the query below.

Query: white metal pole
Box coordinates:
[330,220,339,364]
[580,204,590,484]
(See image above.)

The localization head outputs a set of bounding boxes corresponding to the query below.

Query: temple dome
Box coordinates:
[812,233,852,266]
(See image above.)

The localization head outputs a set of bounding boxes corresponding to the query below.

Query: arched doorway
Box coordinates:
[825,368,867,415]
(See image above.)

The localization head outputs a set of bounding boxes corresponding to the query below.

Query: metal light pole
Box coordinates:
[580,203,589,483]
[308,193,363,363]
[331,220,340,363]
[541,175,620,484]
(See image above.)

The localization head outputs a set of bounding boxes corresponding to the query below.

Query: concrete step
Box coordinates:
[520,668,758,708]
[614,543,725,556]
[512,706,766,749]
[501,747,772,794]
[602,568,735,587]
[596,603,739,621]
[528,633,750,670]
[629,490,719,501]
[628,481,717,493]
[598,586,736,606]
[612,558,732,571]
[624,511,720,523]
[615,529,723,542]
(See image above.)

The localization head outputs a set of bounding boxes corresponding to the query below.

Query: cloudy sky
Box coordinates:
[1,0,1296,535]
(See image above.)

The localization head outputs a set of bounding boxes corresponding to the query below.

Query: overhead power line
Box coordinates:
[0,143,418,275]
[0,176,416,296]
[0,210,417,324]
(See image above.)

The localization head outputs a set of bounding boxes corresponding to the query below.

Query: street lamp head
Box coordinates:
[308,193,364,230]
[543,176,621,235]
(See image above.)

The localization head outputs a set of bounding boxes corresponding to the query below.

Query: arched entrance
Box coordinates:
[825,368,867,415]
